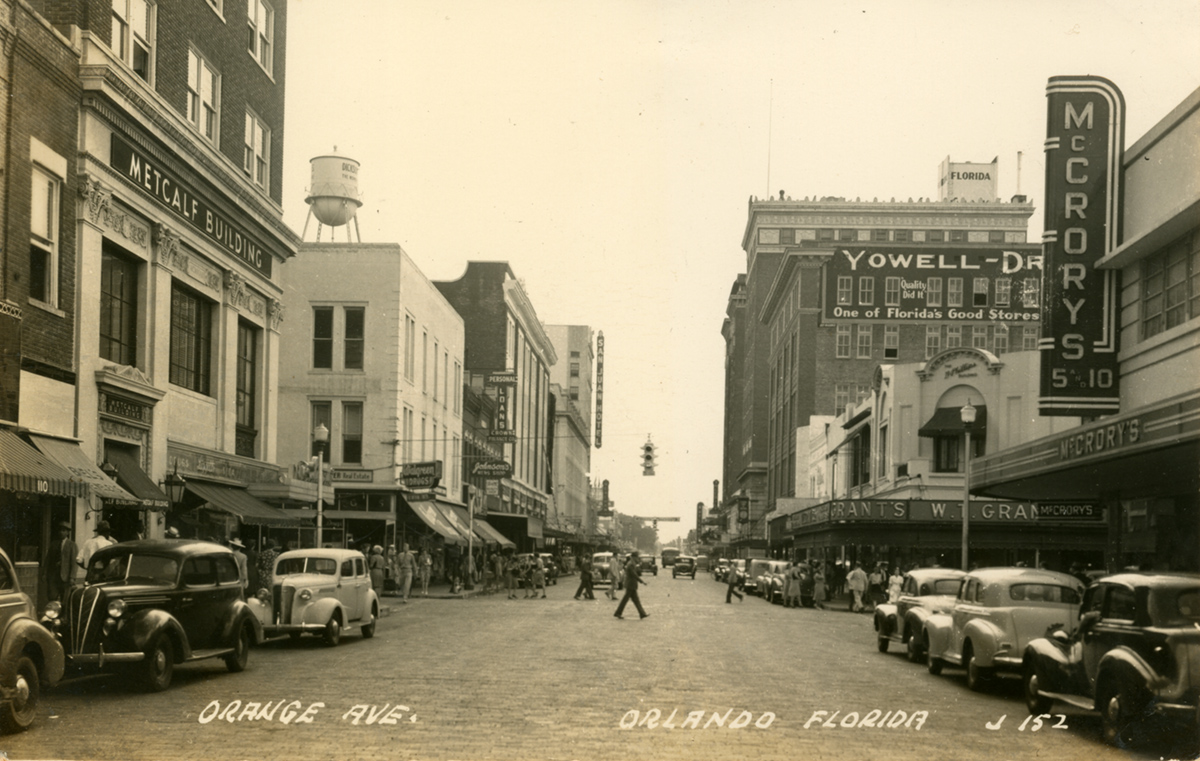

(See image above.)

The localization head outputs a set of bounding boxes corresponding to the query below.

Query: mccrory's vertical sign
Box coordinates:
[1039,76,1125,416]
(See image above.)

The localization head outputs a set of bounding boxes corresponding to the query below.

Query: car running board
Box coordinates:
[1038,690,1093,710]
[188,647,234,661]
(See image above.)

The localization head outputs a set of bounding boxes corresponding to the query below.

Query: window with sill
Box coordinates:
[235,320,259,457]
[100,242,140,366]
[187,49,219,144]
[30,166,60,307]
[1141,229,1200,340]
[344,307,364,370]
[112,0,153,82]
[243,112,270,190]
[342,402,363,464]
[247,0,274,74]
[169,281,213,395]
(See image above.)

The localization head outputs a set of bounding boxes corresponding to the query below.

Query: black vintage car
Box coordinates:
[42,540,262,691]
[1,547,63,734]
[1021,572,1200,748]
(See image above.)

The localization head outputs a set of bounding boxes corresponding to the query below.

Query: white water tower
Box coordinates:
[302,151,363,241]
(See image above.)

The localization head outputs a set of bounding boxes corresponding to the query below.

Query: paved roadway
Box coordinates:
[3,573,1195,761]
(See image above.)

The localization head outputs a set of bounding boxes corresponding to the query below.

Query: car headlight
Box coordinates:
[298,589,313,602]
[42,601,61,621]
[107,599,127,618]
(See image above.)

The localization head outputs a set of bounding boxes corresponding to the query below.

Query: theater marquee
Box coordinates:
[1038,76,1125,416]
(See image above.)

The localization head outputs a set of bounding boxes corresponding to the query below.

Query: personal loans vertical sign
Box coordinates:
[1039,76,1125,416]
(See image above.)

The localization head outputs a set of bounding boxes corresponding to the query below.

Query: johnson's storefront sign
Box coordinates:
[1039,76,1124,416]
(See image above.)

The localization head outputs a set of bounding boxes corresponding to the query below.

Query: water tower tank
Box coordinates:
[305,154,362,227]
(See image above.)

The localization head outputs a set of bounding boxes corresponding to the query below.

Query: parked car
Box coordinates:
[727,559,748,588]
[873,568,966,660]
[672,556,697,579]
[744,559,775,596]
[248,548,378,646]
[640,556,658,576]
[761,561,791,604]
[696,556,711,572]
[1022,572,1200,747]
[43,540,261,692]
[923,567,1083,691]
[1,548,63,734]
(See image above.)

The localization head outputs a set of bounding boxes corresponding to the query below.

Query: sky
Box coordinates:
[280,1,1200,542]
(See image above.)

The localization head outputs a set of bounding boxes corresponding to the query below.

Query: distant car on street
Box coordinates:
[248,548,379,646]
[1,547,63,734]
[695,556,710,572]
[744,559,775,597]
[873,568,966,660]
[661,549,681,568]
[761,561,791,604]
[592,552,623,589]
[672,556,697,579]
[712,559,730,582]
[923,567,1083,692]
[1022,572,1200,747]
[43,540,261,692]
[640,556,658,576]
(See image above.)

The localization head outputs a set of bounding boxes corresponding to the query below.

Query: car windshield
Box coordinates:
[276,556,338,576]
[919,579,963,595]
[1009,584,1081,604]
[86,552,177,585]
[1149,587,1200,626]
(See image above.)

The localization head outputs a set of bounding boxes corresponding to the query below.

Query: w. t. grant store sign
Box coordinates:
[781,498,1105,556]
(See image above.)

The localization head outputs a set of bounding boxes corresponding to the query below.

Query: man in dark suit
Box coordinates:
[43,521,76,603]
[614,550,649,620]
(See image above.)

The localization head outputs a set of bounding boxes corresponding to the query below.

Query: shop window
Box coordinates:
[100,243,140,366]
[836,324,851,358]
[169,281,212,395]
[926,277,943,307]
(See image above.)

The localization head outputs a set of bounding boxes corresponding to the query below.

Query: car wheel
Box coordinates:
[361,607,377,638]
[322,615,342,647]
[965,646,992,692]
[225,622,251,673]
[1022,662,1053,715]
[926,636,943,675]
[0,655,40,733]
[905,632,924,663]
[142,637,175,692]
[1100,682,1147,748]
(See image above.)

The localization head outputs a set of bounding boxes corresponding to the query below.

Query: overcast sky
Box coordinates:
[281,0,1200,541]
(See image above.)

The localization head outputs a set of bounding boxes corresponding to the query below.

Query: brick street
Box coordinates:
[3,574,1193,761]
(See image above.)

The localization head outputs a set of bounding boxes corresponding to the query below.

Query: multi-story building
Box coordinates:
[545,325,593,535]
[974,82,1200,573]
[724,181,1038,556]
[435,262,556,548]
[4,0,305,563]
[278,242,473,551]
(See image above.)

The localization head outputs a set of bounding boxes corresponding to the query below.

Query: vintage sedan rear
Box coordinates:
[44,540,260,692]
[874,568,966,661]
[249,548,378,646]
[923,567,1083,691]
[1022,572,1200,747]
[1,547,63,733]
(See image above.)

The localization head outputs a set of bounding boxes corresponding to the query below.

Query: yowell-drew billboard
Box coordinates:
[822,245,1042,323]
[1039,76,1124,416]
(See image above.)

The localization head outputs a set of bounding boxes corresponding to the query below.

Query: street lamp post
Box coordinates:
[960,401,977,572]
[313,423,329,548]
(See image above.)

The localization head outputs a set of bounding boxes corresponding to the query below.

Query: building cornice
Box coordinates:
[504,279,558,366]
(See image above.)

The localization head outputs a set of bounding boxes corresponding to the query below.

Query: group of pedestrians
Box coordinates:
[572,551,650,620]
[846,561,906,612]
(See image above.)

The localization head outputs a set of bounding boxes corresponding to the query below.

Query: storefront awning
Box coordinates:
[28,435,142,508]
[474,519,516,548]
[185,481,303,526]
[104,448,170,509]
[541,526,573,539]
[0,427,88,498]
[918,405,988,438]
[435,502,494,546]
[404,498,465,545]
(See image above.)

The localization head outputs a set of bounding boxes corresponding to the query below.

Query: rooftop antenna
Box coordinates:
[1016,151,1023,195]
[766,79,773,197]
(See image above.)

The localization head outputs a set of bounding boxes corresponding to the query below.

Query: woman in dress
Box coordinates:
[368,545,387,598]
[887,566,904,603]
[418,548,432,597]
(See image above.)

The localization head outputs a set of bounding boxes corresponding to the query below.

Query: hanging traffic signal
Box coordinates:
[642,438,656,476]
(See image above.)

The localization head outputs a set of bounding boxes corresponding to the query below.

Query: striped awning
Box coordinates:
[0,428,87,499]
[28,435,141,508]
[186,481,304,527]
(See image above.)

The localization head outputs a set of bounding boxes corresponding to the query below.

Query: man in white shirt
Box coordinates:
[77,520,116,571]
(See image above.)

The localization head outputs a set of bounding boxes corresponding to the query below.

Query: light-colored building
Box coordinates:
[278,242,468,550]
[545,325,594,535]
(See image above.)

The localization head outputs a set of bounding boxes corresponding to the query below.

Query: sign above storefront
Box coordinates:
[822,245,1042,324]
[471,459,512,478]
[785,498,1103,532]
[330,469,373,482]
[1038,76,1125,416]
[486,372,517,386]
[399,461,441,489]
[110,133,275,277]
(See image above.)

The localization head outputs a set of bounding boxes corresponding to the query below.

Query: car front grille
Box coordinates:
[66,586,106,655]
[273,584,295,624]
